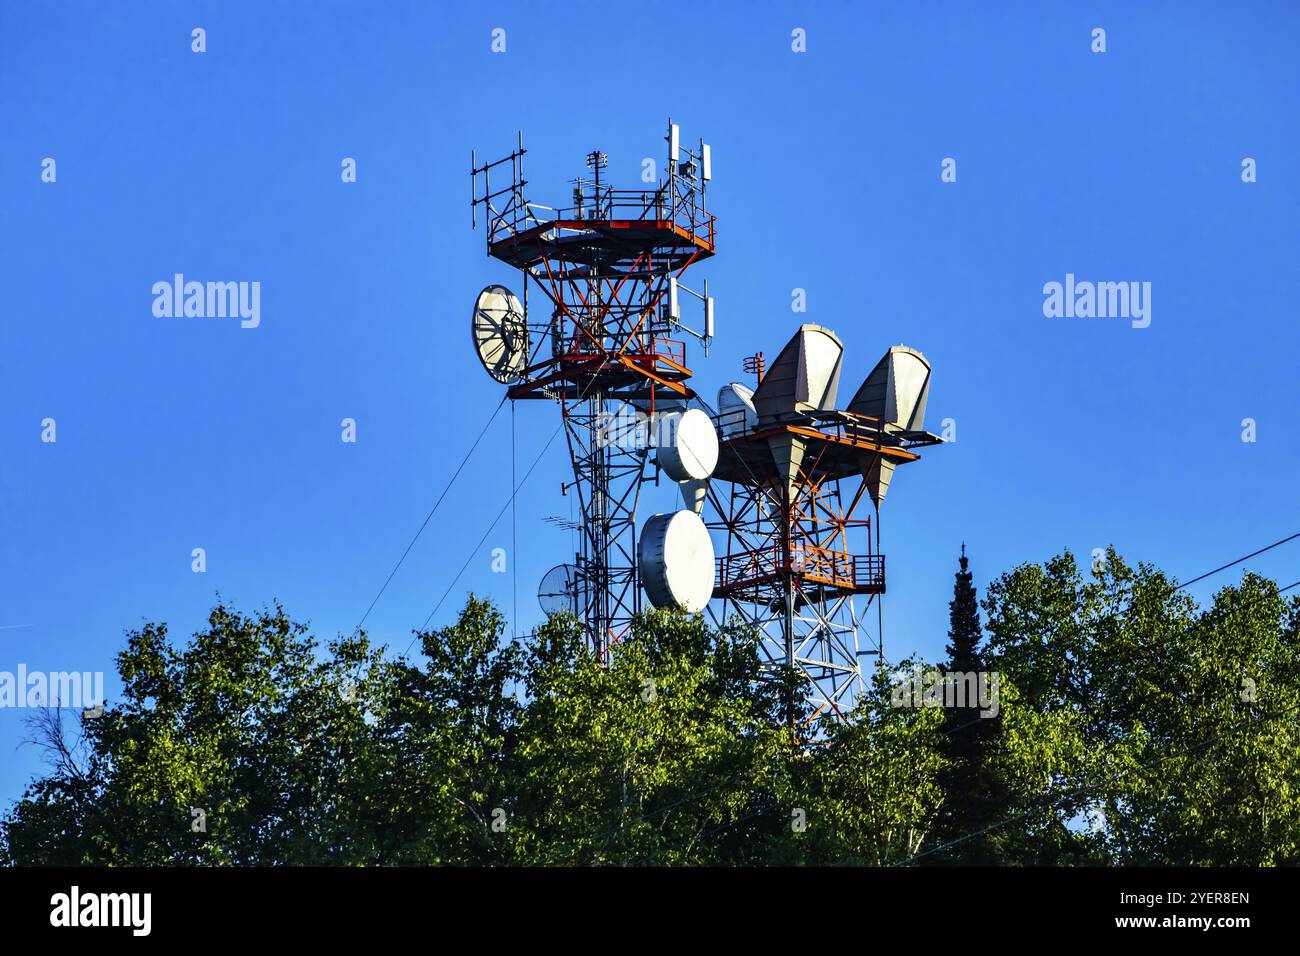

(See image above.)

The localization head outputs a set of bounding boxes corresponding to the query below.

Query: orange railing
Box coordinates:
[646,335,685,367]
[716,545,884,592]
[489,185,716,250]
[710,407,941,453]
[558,334,685,367]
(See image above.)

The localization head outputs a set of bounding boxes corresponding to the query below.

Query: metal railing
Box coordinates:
[711,407,940,452]
[850,553,886,590]
[488,184,716,250]
[716,544,884,592]
[645,335,685,367]
[557,333,685,365]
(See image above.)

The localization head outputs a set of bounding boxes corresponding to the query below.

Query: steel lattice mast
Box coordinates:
[470,125,942,725]
[471,121,716,657]
[705,337,943,727]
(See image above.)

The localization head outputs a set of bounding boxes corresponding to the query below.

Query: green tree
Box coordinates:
[981,549,1300,864]
[2,603,387,865]
[7,555,1300,868]
[371,595,523,864]
[508,609,790,865]
[772,658,947,865]
[927,545,1009,864]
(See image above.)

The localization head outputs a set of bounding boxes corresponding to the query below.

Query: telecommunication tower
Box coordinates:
[470,120,717,658]
[468,123,945,724]
[706,330,944,725]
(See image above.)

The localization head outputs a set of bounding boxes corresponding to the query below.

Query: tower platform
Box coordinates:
[710,410,937,486]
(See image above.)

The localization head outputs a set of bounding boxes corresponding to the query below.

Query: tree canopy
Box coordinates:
[4,548,1298,866]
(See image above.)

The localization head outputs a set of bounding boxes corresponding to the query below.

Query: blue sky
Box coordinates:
[3,0,1299,805]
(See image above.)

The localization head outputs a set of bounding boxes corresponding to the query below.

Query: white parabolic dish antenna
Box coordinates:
[537,563,580,617]
[472,284,530,384]
[638,510,715,612]
[657,408,719,482]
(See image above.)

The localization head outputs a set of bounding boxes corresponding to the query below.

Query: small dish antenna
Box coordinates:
[538,563,580,617]
[472,284,530,384]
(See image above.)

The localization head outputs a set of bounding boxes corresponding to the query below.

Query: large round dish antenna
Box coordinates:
[472,285,530,384]
[638,510,715,612]
[537,563,580,617]
[657,408,719,482]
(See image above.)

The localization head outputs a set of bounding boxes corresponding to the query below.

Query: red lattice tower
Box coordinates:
[472,122,716,655]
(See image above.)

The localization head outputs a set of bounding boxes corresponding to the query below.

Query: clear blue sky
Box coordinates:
[3,0,1299,806]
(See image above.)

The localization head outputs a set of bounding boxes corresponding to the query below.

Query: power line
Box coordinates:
[908,691,1300,865]
[406,355,618,653]
[1174,530,1300,591]
[1091,551,1300,677]
[441,591,1300,865]
[909,560,1300,864]
[400,514,1300,859]
[915,574,1300,853]
[350,395,508,637]
[406,417,565,652]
